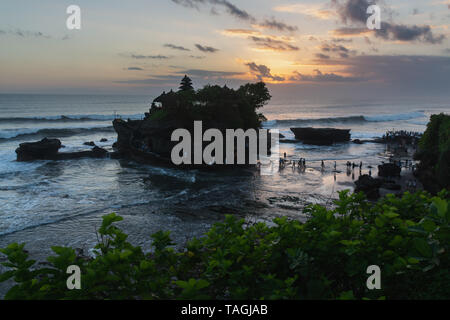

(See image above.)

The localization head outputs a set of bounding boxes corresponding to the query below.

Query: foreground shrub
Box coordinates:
[415,113,450,192]
[1,190,449,300]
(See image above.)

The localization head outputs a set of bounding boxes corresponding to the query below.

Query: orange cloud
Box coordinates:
[273,3,334,20]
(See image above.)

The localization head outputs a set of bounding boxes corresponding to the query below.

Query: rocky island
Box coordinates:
[290,127,351,145]
[112,76,272,167]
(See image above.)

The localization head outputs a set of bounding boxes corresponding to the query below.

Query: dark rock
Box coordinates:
[378,163,401,177]
[381,182,402,191]
[84,141,96,147]
[92,146,108,157]
[16,138,62,161]
[16,138,109,161]
[279,139,299,144]
[109,151,124,159]
[354,174,382,200]
[100,138,108,142]
[352,139,363,144]
[113,118,271,167]
[290,127,351,145]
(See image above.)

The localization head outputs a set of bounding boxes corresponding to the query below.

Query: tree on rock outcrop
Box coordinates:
[179,75,194,92]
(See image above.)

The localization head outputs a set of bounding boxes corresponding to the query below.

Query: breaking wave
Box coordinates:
[0,126,114,140]
[265,111,426,127]
[0,113,143,124]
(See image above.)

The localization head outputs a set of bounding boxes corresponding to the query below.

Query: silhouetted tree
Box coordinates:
[179,75,194,91]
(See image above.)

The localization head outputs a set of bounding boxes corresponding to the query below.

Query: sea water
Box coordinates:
[0,93,448,237]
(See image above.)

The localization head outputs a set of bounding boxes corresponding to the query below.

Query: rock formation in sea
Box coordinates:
[112,78,273,167]
[16,138,108,161]
[354,174,382,200]
[378,163,401,177]
[290,127,351,145]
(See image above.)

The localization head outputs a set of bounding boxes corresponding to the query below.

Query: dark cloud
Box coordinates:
[164,43,190,51]
[376,22,445,44]
[171,0,296,34]
[0,28,51,39]
[311,55,450,92]
[333,27,369,35]
[127,67,144,71]
[189,55,206,59]
[250,36,299,51]
[171,0,205,9]
[319,42,353,59]
[175,69,243,77]
[315,53,331,59]
[258,18,298,32]
[321,43,350,53]
[331,38,353,43]
[0,28,74,41]
[245,62,285,81]
[171,0,255,22]
[290,69,362,82]
[332,0,375,24]
[216,0,254,21]
[128,54,170,59]
[195,44,219,53]
[332,0,445,44]
[115,75,181,85]
[115,70,245,87]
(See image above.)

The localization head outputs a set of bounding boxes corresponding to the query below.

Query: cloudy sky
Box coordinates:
[0,0,449,99]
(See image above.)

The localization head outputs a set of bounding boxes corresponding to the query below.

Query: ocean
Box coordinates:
[0,94,448,250]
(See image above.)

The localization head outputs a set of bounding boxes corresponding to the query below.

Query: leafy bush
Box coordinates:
[415,113,450,191]
[1,190,449,300]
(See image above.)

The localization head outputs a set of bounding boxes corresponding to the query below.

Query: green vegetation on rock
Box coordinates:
[148,79,271,130]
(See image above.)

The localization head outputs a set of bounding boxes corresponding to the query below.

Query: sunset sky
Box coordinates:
[1,0,449,99]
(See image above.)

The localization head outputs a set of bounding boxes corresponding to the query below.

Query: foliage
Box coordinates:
[1,190,449,300]
[146,78,272,130]
[415,113,450,191]
[179,75,194,92]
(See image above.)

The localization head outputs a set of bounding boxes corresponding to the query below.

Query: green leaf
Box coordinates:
[432,198,447,218]
[422,220,436,233]
[413,238,433,258]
